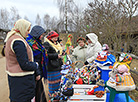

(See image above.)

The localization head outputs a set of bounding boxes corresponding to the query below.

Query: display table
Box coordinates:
[67,84,106,102]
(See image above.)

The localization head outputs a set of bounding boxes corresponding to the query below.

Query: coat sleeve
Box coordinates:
[87,42,102,63]
[13,40,38,71]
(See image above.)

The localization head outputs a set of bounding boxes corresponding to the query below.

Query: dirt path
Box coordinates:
[0,56,49,102]
[0,57,10,102]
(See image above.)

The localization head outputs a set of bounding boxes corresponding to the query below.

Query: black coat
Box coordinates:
[43,41,63,72]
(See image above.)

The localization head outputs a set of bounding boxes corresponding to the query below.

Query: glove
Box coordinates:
[84,61,89,65]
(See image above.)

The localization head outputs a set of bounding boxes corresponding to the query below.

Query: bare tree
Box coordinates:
[0,8,9,29]
[43,14,50,30]
[50,16,58,30]
[24,16,30,22]
[82,0,127,52]
[118,0,138,53]
[35,14,41,25]
[10,7,21,28]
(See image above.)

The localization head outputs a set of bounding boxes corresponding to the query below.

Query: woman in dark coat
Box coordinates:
[26,25,48,102]
[43,31,63,96]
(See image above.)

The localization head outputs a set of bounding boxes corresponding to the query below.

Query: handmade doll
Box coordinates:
[93,79,105,98]
[107,53,136,91]
[62,79,74,96]
[61,60,72,70]
[95,44,115,68]
[85,79,105,98]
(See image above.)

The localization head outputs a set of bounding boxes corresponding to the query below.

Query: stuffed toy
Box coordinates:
[62,79,74,96]
[107,53,136,91]
[94,44,115,68]
[89,74,96,85]
[85,79,105,98]
[94,79,105,98]
[85,88,94,95]
[61,60,71,70]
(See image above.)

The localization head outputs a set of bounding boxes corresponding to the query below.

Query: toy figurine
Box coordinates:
[94,79,105,98]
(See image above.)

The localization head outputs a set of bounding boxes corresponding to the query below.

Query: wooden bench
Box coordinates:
[67,84,106,102]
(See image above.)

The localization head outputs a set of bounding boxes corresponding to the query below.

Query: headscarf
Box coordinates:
[113,52,132,71]
[4,19,31,42]
[47,31,59,40]
[86,33,98,45]
[119,52,132,65]
[45,31,62,55]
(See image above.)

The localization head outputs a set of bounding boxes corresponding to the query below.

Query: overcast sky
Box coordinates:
[0,0,89,25]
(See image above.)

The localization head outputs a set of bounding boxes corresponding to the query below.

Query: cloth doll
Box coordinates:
[107,53,136,91]
[94,79,105,98]
[85,79,105,97]
[62,79,74,96]
[95,44,115,68]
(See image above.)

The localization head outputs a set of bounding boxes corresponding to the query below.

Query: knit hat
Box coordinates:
[47,31,59,40]
[77,37,86,43]
[30,25,46,39]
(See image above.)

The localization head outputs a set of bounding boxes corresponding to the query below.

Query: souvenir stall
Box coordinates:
[60,60,107,102]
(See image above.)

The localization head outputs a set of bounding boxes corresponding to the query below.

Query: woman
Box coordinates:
[85,33,102,65]
[4,19,40,102]
[43,31,63,97]
[26,25,48,102]
[72,37,87,68]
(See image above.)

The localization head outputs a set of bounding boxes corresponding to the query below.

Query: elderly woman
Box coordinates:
[26,25,47,102]
[72,37,87,68]
[85,33,102,65]
[4,19,40,102]
[43,31,63,96]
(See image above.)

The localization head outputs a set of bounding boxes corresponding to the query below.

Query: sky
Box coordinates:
[0,0,89,25]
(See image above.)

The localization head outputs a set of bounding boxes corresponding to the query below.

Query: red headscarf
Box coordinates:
[47,31,59,40]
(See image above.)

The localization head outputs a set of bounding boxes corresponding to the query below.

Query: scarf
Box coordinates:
[45,38,63,55]
[26,34,48,79]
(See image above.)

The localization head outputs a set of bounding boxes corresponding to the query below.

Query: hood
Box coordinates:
[86,33,98,44]
[30,25,45,39]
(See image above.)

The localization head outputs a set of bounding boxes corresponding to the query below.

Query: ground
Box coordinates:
[0,44,138,101]
[0,57,9,102]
